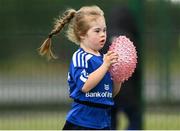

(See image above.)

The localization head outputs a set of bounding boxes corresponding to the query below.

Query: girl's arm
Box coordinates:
[113,81,122,97]
[81,51,118,93]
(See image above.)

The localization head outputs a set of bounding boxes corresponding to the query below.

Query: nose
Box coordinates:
[100,31,106,38]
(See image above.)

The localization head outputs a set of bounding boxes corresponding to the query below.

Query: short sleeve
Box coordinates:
[70,49,93,90]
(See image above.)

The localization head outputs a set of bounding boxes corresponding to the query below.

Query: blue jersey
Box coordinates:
[66,48,114,129]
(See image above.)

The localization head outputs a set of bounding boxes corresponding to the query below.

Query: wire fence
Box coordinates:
[0,0,180,129]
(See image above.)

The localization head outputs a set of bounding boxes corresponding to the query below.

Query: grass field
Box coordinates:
[0,110,179,130]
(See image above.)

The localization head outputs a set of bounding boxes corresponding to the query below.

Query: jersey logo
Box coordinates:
[104,84,110,90]
[80,69,89,82]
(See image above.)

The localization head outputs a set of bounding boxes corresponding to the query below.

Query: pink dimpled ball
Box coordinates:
[109,36,137,83]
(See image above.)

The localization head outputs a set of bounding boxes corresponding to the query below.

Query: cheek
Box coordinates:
[89,36,98,43]
[94,39,100,46]
[93,36,99,41]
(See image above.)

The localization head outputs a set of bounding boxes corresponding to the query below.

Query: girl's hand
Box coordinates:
[113,80,122,97]
[103,51,118,69]
[113,80,122,87]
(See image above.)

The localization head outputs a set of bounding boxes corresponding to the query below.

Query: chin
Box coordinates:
[100,44,105,48]
[98,47,103,51]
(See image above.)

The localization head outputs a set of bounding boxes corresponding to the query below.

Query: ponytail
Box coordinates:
[39,9,76,60]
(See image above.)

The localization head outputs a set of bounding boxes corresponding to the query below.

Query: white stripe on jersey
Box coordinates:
[81,52,87,67]
[77,51,84,67]
[72,49,81,67]
[72,49,92,68]
[85,54,93,68]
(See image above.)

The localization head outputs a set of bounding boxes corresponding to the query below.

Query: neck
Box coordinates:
[80,44,100,56]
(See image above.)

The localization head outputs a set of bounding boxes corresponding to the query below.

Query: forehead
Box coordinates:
[88,16,106,28]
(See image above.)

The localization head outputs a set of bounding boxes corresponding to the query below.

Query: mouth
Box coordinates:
[100,39,105,43]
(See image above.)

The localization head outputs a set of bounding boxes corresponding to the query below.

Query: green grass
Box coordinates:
[118,111,180,130]
[0,110,179,130]
[0,111,66,130]
[144,112,180,130]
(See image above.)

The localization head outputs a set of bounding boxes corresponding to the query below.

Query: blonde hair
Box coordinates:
[39,5,104,60]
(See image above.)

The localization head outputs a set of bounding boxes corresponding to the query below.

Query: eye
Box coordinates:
[94,29,100,33]
[103,28,106,32]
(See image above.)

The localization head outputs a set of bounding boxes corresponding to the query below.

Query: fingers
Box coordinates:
[108,51,118,60]
[111,58,118,64]
[107,51,115,56]
[110,54,118,64]
[107,51,118,57]
[105,51,119,64]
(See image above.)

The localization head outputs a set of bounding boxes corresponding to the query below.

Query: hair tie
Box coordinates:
[48,34,53,38]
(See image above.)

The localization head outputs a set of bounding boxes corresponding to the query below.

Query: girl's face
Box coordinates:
[80,16,107,54]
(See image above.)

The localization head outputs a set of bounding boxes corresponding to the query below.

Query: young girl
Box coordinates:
[39,5,122,130]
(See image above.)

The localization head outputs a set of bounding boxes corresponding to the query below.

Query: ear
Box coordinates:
[80,35,85,40]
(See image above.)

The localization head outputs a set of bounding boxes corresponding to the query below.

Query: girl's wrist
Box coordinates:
[102,62,110,71]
